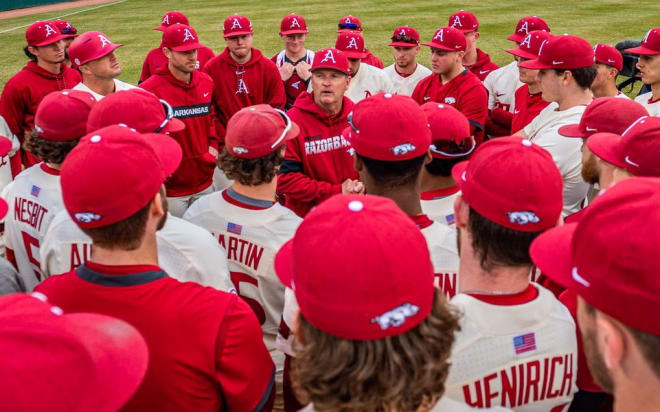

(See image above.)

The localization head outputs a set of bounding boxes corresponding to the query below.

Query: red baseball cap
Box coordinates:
[422,27,466,52]
[25,21,68,47]
[519,34,594,70]
[337,15,362,33]
[162,24,202,51]
[155,11,189,31]
[448,10,479,33]
[0,293,148,411]
[421,102,475,159]
[588,116,660,177]
[35,90,96,142]
[507,16,550,43]
[594,43,623,71]
[558,97,649,138]
[335,31,367,59]
[87,89,185,134]
[389,26,420,47]
[625,28,660,55]
[68,31,123,68]
[61,125,182,228]
[311,48,350,75]
[53,19,77,37]
[280,14,308,35]
[223,15,253,38]
[225,105,299,159]
[530,177,660,335]
[506,31,554,60]
[343,93,430,161]
[452,137,563,232]
[275,194,435,340]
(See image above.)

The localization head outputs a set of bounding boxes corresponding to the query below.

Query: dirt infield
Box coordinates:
[0,0,118,20]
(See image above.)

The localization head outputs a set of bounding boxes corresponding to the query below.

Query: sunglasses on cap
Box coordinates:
[154,99,175,133]
[339,22,360,30]
[347,111,359,133]
[430,137,476,158]
[61,26,76,35]
[391,33,418,44]
[270,109,293,149]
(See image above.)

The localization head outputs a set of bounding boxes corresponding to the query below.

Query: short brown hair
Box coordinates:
[217,146,284,186]
[292,289,460,411]
[81,199,151,250]
[24,130,79,164]
[553,65,598,89]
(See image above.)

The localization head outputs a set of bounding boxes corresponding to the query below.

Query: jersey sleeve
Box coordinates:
[189,231,235,293]
[0,82,25,138]
[264,62,286,110]
[458,84,488,144]
[411,79,428,105]
[139,54,152,84]
[215,296,275,411]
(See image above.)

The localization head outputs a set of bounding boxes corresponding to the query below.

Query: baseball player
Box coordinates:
[40,88,234,293]
[139,11,215,84]
[0,187,25,295]
[274,194,508,412]
[412,27,488,144]
[272,14,314,109]
[53,19,77,64]
[69,31,136,100]
[591,44,629,99]
[336,15,384,68]
[507,31,554,135]
[140,24,217,217]
[383,26,432,96]
[0,21,80,168]
[445,137,577,410]
[530,177,660,412]
[2,90,95,291]
[448,10,499,81]
[517,34,596,216]
[335,31,394,103]
[484,16,549,125]
[346,93,460,298]
[34,124,275,411]
[626,28,660,116]
[419,103,474,228]
[184,105,302,410]
[277,48,362,217]
[203,14,286,139]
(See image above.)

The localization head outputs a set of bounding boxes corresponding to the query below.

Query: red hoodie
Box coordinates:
[465,49,499,81]
[140,68,218,197]
[203,48,286,138]
[0,61,81,168]
[277,92,357,217]
[362,49,384,69]
[139,44,215,84]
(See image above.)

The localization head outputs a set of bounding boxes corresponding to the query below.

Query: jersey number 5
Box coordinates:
[21,231,42,281]
[230,271,266,325]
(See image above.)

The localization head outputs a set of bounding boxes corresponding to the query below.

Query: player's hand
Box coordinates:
[279,62,295,81]
[352,181,365,194]
[341,179,356,194]
[295,61,312,82]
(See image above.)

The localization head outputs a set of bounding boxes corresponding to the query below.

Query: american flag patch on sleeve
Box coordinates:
[445,213,455,225]
[227,222,242,235]
[31,185,41,197]
[513,332,537,354]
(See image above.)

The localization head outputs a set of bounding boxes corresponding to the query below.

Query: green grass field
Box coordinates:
[1,0,659,87]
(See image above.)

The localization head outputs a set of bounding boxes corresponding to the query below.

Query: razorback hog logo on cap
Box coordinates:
[391,143,417,156]
[320,49,336,63]
[98,34,112,48]
[75,212,102,223]
[182,28,196,42]
[289,17,301,28]
[444,97,456,104]
[232,146,249,154]
[371,303,420,330]
[506,211,540,225]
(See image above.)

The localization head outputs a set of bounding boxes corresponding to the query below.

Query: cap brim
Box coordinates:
[519,58,553,70]
[223,31,253,38]
[507,34,524,42]
[451,160,470,189]
[586,133,625,168]
[0,136,12,157]
[162,118,186,134]
[529,223,577,288]
[170,42,202,52]
[34,32,69,46]
[624,46,660,55]
[389,41,418,47]
[280,29,308,35]
[74,43,123,68]
[421,42,458,51]
[505,48,538,60]
[154,25,167,31]
[557,124,585,138]
[274,239,294,288]
[311,65,349,75]
[142,133,183,177]
[455,28,475,33]
[285,121,300,143]
[337,28,362,33]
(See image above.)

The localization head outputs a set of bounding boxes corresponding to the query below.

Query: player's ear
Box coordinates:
[424,150,433,165]
[474,31,480,41]
[596,313,625,373]
[151,187,166,221]
[162,47,171,59]
[353,153,363,172]
[454,195,469,229]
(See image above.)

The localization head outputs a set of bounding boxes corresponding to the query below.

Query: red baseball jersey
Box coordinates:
[511,84,551,134]
[271,49,315,109]
[362,48,384,69]
[35,261,274,412]
[466,49,500,81]
[277,92,357,217]
[139,44,215,83]
[412,70,488,143]
[0,62,81,167]
[140,69,217,196]
[203,48,286,138]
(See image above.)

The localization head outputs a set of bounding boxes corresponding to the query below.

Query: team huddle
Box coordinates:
[0,7,659,412]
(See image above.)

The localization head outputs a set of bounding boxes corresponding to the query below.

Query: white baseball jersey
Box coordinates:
[383,62,432,96]
[345,63,395,103]
[446,285,577,411]
[614,92,631,100]
[183,188,301,363]
[39,210,234,292]
[635,92,660,116]
[0,116,20,194]
[2,163,63,290]
[72,79,137,101]
[420,187,461,228]
[484,61,522,112]
[524,103,589,216]
[416,216,460,300]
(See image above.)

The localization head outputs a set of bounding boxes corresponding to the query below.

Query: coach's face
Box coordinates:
[430,48,461,75]
[577,297,614,393]
[226,34,253,59]
[637,54,660,85]
[311,68,349,109]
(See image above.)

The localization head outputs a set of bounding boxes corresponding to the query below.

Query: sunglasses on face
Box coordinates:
[391,34,417,44]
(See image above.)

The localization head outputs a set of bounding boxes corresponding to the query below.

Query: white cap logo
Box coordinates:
[162,14,170,24]
[506,211,540,225]
[344,17,352,24]
[230,18,243,30]
[98,34,112,48]
[371,303,420,330]
[290,17,301,28]
[233,146,249,154]
[537,39,549,57]
[320,49,336,63]
[74,212,102,223]
[182,28,196,42]
[433,29,444,42]
[519,21,529,33]
[43,24,57,37]
[642,28,652,44]
[391,143,417,156]
[399,29,407,37]
[346,37,359,50]
[451,15,463,27]
[520,33,533,49]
